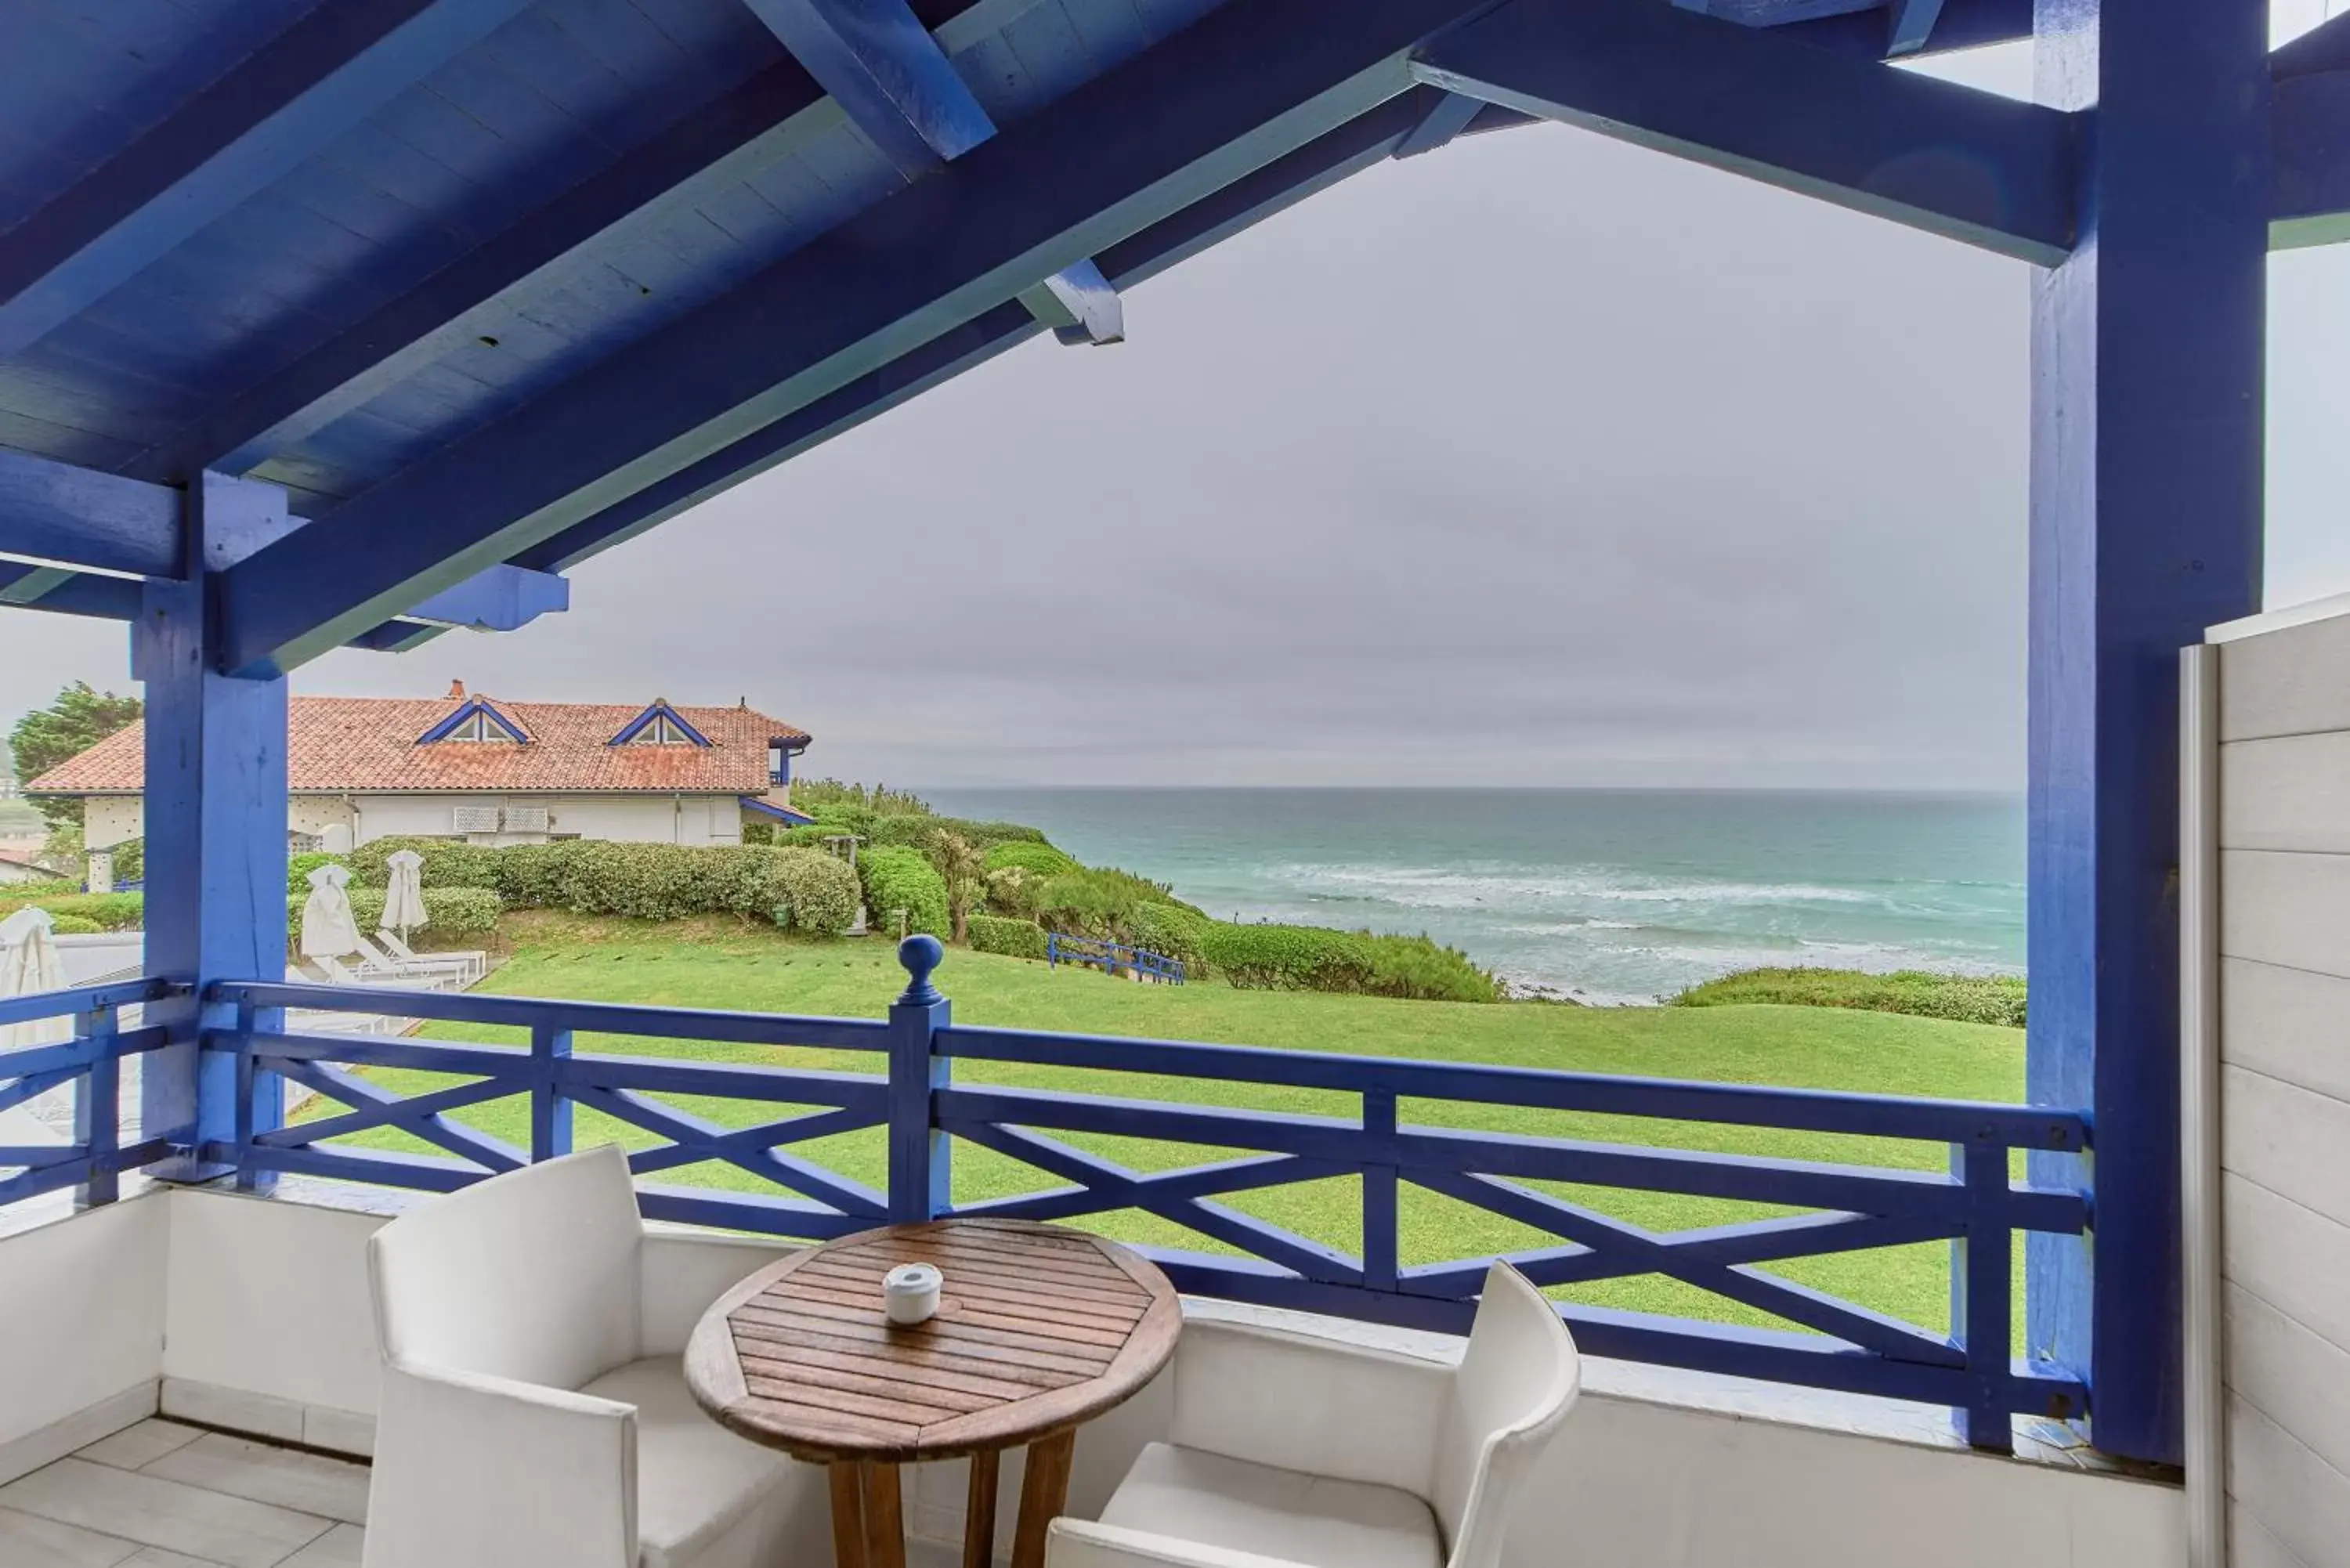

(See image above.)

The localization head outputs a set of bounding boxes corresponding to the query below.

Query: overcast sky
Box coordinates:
[7,35,2350,792]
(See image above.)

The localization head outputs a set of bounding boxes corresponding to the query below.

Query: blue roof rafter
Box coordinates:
[515,89,1449,576]
[1410,0,2077,265]
[1884,0,1948,55]
[2274,12,2350,80]
[0,0,535,363]
[215,0,1516,677]
[125,56,830,485]
[741,0,1126,345]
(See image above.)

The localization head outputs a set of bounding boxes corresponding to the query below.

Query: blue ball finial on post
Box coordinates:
[896,934,944,1006]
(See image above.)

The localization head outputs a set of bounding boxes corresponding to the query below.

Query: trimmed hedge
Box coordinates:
[0,878,80,901]
[983,840,1079,878]
[967,913,1049,960]
[47,914,102,935]
[0,891,145,930]
[859,846,948,938]
[290,886,501,945]
[347,836,497,890]
[334,838,860,934]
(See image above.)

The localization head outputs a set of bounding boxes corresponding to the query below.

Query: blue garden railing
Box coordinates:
[0,977,180,1209]
[1047,931,1186,984]
[8,941,2088,1452]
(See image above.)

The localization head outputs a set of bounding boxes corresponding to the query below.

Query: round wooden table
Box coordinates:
[685,1218,1181,1568]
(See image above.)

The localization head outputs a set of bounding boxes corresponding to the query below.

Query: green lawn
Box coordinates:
[313,914,2024,1340]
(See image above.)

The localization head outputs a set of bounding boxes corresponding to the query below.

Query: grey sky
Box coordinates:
[6,37,2348,791]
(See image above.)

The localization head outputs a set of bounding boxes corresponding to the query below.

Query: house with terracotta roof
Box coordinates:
[27,682,813,862]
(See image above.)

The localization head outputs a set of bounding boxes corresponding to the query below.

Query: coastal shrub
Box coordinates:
[761,848,860,935]
[1191,922,1498,1003]
[1672,967,2026,1028]
[289,886,501,945]
[967,913,1049,960]
[45,913,102,935]
[0,878,79,901]
[866,814,1049,852]
[778,823,855,851]
[0,891,144,930]
[793,779,932,817]
[983,866,1040,919]
[1027,865,1190,936]
[1128,901,1216,975]
[287,851,349,895]
[806,803,877,836]
[347,836,497,890]
[739,821,775,845]
[486,844,569,909]
[983,840,1079,878]
[859,846,948,938]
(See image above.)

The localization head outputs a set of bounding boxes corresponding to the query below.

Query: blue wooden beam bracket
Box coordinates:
[0,449,181,577]
[2272,67,2350,249]
[0,0,534,362]
[739,0,1126,345]
[1392,92,1489,158]
[1410,0,2077,265]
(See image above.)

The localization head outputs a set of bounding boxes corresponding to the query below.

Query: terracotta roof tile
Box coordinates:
[27,695,809,797]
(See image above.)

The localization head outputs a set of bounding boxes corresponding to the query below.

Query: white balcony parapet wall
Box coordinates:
[0,1184,2182,1567]
[2189,597,2350,1568]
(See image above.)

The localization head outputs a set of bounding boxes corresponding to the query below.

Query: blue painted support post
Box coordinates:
[230,997,282,1192]
[532,1024,574,1162]
[74,1004,118,1206]
[1362,1089,1399,1292]
[2027,0,2268,1465]
[889,936,951,1223]
[137,472,296,1182]
[1952,1140,2012,1451]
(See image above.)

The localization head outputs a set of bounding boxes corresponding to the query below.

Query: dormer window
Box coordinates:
[446,710,515,742]
[418,694,527,745]
[610,700,710,748]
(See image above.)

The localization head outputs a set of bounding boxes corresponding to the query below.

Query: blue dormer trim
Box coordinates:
[610,699,710,747]
[417,697,528,744]
[739,795,815,826]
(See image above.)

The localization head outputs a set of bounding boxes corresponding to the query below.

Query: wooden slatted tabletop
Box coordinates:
[685,1219,1181,1568]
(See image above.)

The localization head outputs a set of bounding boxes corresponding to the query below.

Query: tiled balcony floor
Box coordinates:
[0,1416,973,1566]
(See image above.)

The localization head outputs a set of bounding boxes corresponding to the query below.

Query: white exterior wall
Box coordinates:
[2206,604,2350,1568]
[78,793,743,849]
[135,1187,2179,1567]
[0,1196,168,1484]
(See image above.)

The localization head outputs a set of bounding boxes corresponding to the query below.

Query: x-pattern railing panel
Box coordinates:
[172,972,2092,1453]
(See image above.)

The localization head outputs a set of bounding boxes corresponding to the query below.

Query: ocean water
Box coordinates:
[924,788,2024,1005]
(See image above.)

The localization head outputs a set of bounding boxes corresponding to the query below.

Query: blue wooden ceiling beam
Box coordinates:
[0,449,181,577]
[2274,11,2350,80]
[0,0,533,363]
[400,562,570,633]
[124,57,828,486]
[214,0,1514,677]
[513,89,1446,576]
[1410,0,2077,265]
[739,0,1125,345]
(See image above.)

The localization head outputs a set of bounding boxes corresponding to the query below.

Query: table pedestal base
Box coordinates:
[826,1431,1076,1568]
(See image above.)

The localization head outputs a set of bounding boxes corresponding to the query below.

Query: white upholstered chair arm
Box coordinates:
[1169,1317,1455,1495]
[1047,1518,1317,1568]
[635,1230,790,1356]
[363,1362,638,1568]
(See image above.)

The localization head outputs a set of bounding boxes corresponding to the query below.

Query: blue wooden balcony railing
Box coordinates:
[1047,932,1186,985]
[0,977,181,1209]
[0,941,2089,1453]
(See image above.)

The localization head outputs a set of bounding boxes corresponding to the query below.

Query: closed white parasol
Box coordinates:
[300,862,363,959]
[0,906,70,1049]
[382,848,428,938]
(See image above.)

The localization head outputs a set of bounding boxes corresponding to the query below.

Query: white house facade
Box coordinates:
[31,682,814,856]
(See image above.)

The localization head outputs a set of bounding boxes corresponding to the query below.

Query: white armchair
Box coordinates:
[1047,1263,1578,1568]
[362,1143,830,1568]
